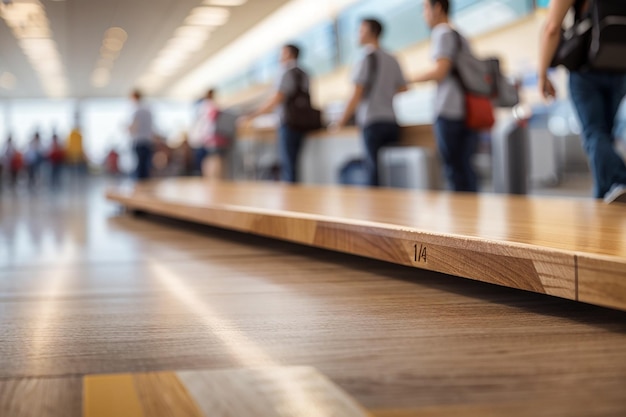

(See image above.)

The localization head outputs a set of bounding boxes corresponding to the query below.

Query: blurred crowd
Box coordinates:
[0,128,90,193]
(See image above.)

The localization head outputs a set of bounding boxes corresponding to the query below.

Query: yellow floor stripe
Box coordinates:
[83,374,145,417]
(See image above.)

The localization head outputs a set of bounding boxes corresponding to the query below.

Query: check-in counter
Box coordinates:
[234,124,438,186]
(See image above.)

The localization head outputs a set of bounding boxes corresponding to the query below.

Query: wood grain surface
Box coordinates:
[3,180,626,416]
[106,179,626,311]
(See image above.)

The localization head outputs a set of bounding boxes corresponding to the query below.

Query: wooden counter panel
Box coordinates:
[106,179,626,309]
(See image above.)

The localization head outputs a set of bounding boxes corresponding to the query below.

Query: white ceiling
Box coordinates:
[0,0,290,99]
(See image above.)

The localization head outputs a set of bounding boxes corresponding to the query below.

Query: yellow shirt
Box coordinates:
[66,129,83,163]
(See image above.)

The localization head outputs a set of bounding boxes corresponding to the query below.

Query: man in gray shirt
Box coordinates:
[246,44,310,183]
[336,18,408,187]
[128,89,154,180]
[413,0,479,192]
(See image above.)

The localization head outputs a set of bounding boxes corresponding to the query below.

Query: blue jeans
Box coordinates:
[278,125,305,183]
[134,142,153,180]
[435,117,479,192]
[569,71,626,199]
[363,122,400,187]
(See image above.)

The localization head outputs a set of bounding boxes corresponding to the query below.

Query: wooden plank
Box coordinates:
[0,377,81,417]
[106,180,626,310]
[132,372,204,417]
[578,255,626,311]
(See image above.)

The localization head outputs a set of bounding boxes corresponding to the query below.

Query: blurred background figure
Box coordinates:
[335,18,408,187]
[48,133,65,190]
[172,132,195,177]
[66,126,86,180]
[105,147,120,176]
[191,89,229,180]
[3,136,22,190]
[244,44,311,183]
[128,89,154,181]
[25,132,43,190]
[413,0,480,193]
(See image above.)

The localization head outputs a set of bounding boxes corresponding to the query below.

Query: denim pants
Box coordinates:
[278,125,305,183]
[569,71,626,199]
[435,117,479,192]
[134,141,153,180]
[363,122,400,187]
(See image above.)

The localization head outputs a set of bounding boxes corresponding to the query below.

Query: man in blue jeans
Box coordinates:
[539,0,626,204]
[128,90,154,181]
[412,0,480,193]
[336,18,408,187]
[246,44,309,183]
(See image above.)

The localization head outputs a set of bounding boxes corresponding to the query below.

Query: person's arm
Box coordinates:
[336,85,365,128]
[247,91,285,119]
[538,0,574,99]
[129,111,138,135]
[412,58,453,84]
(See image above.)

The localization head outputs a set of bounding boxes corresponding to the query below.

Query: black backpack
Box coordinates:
[552,0,626,71]
[589,1,626,70]
[284,68,323,133]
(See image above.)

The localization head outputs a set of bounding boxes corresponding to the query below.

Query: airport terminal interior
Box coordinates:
[1,0,626,415]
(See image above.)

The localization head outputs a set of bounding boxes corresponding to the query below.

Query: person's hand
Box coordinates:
[539,73,556,100]
[328,120,343,134]
[238,115,252,128]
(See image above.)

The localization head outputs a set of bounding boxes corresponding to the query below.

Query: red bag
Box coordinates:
[465,93,495,131]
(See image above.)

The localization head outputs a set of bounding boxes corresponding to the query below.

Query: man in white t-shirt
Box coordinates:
[412,0,480,192]
[128,90,154,180]
[336,18,408,187]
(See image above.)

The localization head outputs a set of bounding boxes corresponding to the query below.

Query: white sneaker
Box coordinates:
[604,184,626,204]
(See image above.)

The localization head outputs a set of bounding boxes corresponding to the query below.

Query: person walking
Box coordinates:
[335,18,408,187]
[539,0,626,204]
[245,44,311,183]
[128,90,154,181]
[411,0,480,193]
[192,89,229,180]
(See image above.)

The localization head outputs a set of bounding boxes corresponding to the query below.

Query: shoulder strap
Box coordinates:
[363,51,379,99]
[450,30,467,91]
[290,68,307,93]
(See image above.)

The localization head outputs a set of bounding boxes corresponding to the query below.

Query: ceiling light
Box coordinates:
[186,7,229,26]
[167,36,208,52]
[104,27,128,42]
[102,37,125,51]
[204,0,247,6]
[174,25,212,39]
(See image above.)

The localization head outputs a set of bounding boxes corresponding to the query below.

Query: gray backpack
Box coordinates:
[452,31,519,108]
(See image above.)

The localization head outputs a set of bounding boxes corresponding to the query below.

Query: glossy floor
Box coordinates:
[1,180,626,416]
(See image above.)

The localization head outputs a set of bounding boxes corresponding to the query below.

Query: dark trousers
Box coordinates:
[435,117,479,193]
[363,122,400,187]
[569,71,626,199]
[134,142,153,180]
[50,164,62,189]
[278,125,305,183]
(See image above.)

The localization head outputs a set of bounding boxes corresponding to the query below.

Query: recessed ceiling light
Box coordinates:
[186,7,230,26]
[105,27,128,42]
[102,37,125,52]
[174,26,212,39]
